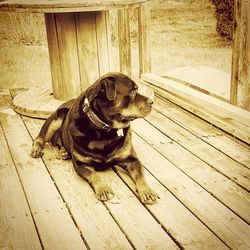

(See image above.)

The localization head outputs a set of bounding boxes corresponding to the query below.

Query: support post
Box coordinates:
[230,0,250,110]
[138,3,151,76]
[117,8,132,76]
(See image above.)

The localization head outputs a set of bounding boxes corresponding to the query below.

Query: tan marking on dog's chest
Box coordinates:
[88,139,113,151]
[73,150,102,164]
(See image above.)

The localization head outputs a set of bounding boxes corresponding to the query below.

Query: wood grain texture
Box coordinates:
[230,0,241,105]
[75,12,100,88]
[45,13,63,100]
[95,11,110,76]
[114,164,228,249]
[0,101,42,250]
[131,131,250,249]
[0,100,87,249]
[145,108,250,192]
[0,0,149,13]
[12,86,63,119]
[142,73,250,144]
[153,96,250,169]
[118,8,132,76]
[230,0,250,110]
[132,118,250,223]
[55,12,81,100]
[138,3,151,75]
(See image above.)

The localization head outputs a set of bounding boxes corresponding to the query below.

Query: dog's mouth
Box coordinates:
[121,116,136,122]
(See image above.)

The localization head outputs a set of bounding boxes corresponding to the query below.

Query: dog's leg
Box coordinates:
[72,156,114,201]
[120,157,159,204]
[31,112,64,158]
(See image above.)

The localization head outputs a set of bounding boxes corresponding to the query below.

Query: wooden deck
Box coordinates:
[0,89,250,250]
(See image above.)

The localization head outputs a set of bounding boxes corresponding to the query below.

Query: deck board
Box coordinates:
[132,119,250,223]
[154,97,250,168]
[0,124,42,250]
[132,134,250,249]
[0,95,87,249]
[146,109,250,191]
[0,89,250,249]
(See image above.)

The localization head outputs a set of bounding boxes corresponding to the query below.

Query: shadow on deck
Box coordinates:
[0,89,249,249]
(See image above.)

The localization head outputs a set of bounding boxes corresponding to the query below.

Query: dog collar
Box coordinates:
[83,98,112,131]
[82,98,124,136]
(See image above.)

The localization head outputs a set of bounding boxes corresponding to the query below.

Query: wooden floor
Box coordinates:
[0,89,250,250]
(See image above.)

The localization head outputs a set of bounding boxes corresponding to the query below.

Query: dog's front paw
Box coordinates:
[96,186,114,201]
[138,185,159,205]
[31,144,44,158]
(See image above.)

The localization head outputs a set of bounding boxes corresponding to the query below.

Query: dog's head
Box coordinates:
[84,72,153,129]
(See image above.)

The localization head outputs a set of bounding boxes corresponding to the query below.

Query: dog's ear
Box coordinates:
[101,76,117,101]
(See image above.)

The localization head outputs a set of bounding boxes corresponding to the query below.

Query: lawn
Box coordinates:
[0,0,232,90]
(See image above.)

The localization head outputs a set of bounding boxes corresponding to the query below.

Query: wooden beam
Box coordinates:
[95,11,111,76]
[230,0,250,110]
[142,73,250,144]
[117,8,132,76]
[138,3,151,76]
[75,12,99,88]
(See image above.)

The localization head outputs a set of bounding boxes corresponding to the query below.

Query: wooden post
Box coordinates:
[117,8,132,76]
[45,13,81,100]
[45,11,112,101]
[75,12,100,88]
[138,3,151,76]
[230,0,250,110]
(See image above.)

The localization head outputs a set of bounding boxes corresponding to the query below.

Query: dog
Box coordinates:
[31,72,158,204]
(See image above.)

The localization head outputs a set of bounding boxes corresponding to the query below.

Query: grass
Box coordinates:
[149,0,232,74]
[0,0,232,90]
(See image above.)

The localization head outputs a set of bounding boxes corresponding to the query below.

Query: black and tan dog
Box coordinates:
[31,72,158,204]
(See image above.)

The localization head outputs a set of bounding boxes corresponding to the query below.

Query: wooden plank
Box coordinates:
[75,12,100,88]
[114,168,228,249]
[231,0,250,110]
[95,11,111,76]
[54,12,81,100]
[12,86,63,119]
[132,119,250,223]
[153,96,250,168]
[25,122,178,249]
[0,94,87,249]
[145,109,250,192]
[0,124,42,250]
[117,8,132,76]
[138,3,151,75]
[25,117,133,250]
[239,0,250,110]
[230,0,240,105]
[141,73,250,144]
[44,13,63,100]
[130,131,250,249]
[0,0,150,13]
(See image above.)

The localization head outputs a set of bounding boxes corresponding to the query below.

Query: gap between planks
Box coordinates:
[154,95,250,169]
[132,118,250,224]
[145,108,250,192]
